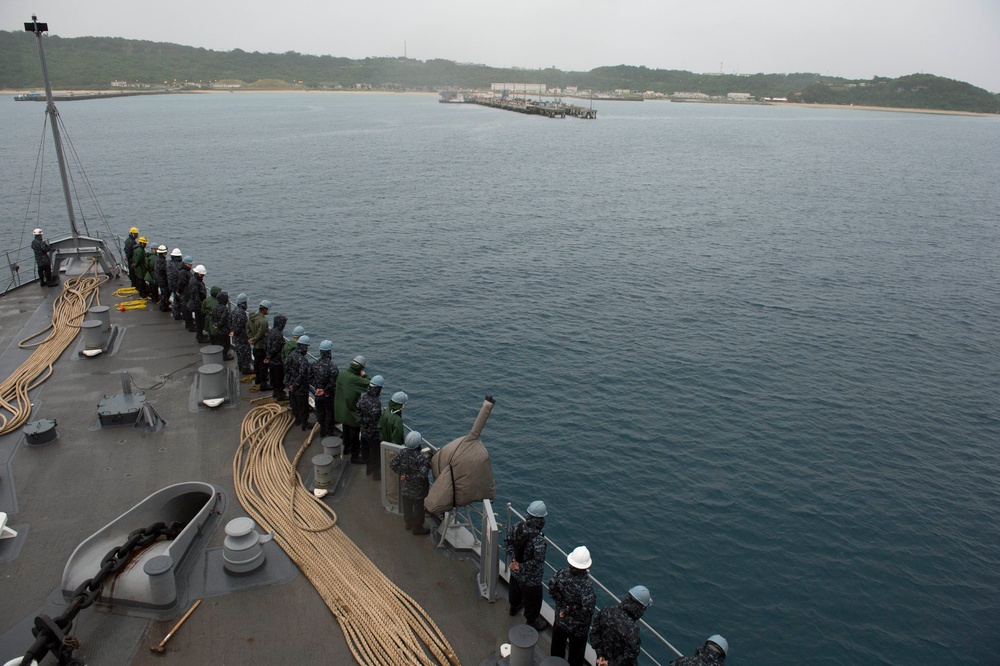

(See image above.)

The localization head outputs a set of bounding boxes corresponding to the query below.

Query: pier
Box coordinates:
[461,94,597,119]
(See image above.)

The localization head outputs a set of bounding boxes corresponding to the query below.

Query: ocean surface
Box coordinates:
[2,93,998,665]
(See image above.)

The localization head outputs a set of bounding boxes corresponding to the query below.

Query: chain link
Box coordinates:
[20,520,184,665]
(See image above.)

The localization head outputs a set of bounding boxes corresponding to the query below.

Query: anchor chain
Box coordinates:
[19,520,184,666]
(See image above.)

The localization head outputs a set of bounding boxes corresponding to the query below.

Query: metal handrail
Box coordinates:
[504,504,684,663]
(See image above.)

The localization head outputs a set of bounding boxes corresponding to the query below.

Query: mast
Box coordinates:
[25,15,82,243]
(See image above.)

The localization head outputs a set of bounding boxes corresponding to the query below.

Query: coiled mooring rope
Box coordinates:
[0,266,107,436]
[235,404,460,666]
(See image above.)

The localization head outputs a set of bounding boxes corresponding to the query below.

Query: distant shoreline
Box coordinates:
[2,89,995,116]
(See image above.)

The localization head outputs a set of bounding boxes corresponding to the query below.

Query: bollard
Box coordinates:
[223,517,274,575]
[508,624,538,666]
[321,437,342,459]
[200,344,224,367]
[312,453,334,488]
[198,363,226,405]
[87,305,111,332]
[143,555,176,607]
[81,319,106,351]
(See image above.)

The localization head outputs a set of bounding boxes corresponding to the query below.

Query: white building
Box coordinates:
[727,92,752,100]
[491,82,547,94]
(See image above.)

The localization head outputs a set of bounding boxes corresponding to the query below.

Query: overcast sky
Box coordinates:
[4,0,999,92]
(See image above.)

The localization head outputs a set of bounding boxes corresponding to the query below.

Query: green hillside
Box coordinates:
[1,31,996,113]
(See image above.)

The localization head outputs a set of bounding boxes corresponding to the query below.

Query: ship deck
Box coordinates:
[0,278,533,665]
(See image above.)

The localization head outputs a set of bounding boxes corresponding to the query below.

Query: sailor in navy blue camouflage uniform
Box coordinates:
[265,314,288,400]
[231,294,253,374]
[30,229,54,287]
[389,431,431,535]
[284,335,312,429]
[670,635,728,666]
[355,375,385,479]
[589,585,652,666]
[549,546,597,666]
[166,248,183,318]
[154,245,170,311]
[310,340,339,438]
[504,500,549,631]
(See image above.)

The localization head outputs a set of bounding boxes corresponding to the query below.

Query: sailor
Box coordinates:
[209,291,233,360]
[265,314,289,401]
[355,375,385,478]
[132,236,149,298]
[589,585,652,666]
[166,248,184,319]
[154,245,170,311]
[283,325,305,362]
[334,355,370,461]
[309,340,340,438]
[377,390,407,462]
[230,293,254,375]
[670,635,728,666]
[549,546,597,666]
[30,229,54,287]
[285,335,312,429]
[123,226,139,288]
[201,286,221,344]
[504,500,549,631]
[248,300,271,391]
[184,265,208,342]
[144,242,160,303]
[389,431,431,535]
[176,256,193,328]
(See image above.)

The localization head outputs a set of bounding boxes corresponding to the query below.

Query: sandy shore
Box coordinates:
[778,101,996,117]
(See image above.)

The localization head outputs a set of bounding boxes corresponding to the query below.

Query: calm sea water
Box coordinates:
[2,93,999,665]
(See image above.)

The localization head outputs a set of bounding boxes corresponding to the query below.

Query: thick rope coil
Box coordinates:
[0,265,107,436]
[235,404,461,666]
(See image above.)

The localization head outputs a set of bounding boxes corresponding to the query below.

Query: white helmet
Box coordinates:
[33,228,43,235]
[156,244,167,253]
[707,635,728,655]
[170,248,182,257]
[193,264,206,275]
[567,546,592,570]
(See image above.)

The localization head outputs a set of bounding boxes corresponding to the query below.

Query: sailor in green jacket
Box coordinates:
[132,237,148,298]
[248,300,271,391]
[282,325,305,361]
[335,355,370,461]
[201,286,221,343]
[378,391,407,449]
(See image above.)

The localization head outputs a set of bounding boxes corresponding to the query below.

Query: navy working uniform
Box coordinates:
[549,547,597,666]
[355,377,384,478]
[175,259,192,326]
[31,230,53,286]
[310,342,339,437]
[670,636,728,666]
[589,586,650,666]
[504,502,548,631]
[231,295,253,374]
[265,314,288,400]
[166,249,183,318]
[285,337,312,429]
[155,248,170,311]
[184,267,208,337]
[248,302,270,390]
[389,431,431,534]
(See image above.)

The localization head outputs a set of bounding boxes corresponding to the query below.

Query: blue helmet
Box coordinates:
[707,635,728,655]
[259,299,271,309]
[319,340,333,351]
[292,326,305,337]
[391,391,408,405]
[183,255,193,264]
[352,355,366,367]
[298,335,310,346]
[236,293,248,304]
[527,500,547,517]
[629,585,652,607]
[370,375,385,387]
[404,431,422,449]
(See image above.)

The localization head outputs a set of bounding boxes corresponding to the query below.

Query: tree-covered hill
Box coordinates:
[1,30,996,113]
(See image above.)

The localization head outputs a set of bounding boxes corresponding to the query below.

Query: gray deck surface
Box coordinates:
[0,279,536,665]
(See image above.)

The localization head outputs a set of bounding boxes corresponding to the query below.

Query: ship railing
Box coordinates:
[504,503,684,664]
[2,242,36,293]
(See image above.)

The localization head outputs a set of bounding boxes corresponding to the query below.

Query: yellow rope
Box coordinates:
[115,299,148,311]
[235,404,460,666]
[112,286,138,297]
[0,264,107,436]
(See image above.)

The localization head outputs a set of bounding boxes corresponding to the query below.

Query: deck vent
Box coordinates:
[23,418,58,445]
